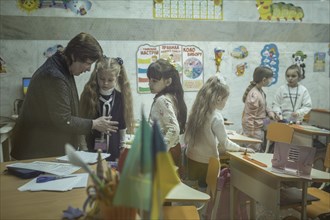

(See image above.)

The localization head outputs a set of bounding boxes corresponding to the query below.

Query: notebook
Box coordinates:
[56,151,110,164]
[271,142,316,179]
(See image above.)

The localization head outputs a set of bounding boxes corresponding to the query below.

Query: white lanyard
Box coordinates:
[99,95,113,117]
[288,85,299,112]
[99,93,115,151]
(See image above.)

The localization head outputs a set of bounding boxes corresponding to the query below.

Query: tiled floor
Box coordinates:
[256,203,301,220]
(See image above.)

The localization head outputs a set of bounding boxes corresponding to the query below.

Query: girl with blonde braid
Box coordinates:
[80,56,134,161]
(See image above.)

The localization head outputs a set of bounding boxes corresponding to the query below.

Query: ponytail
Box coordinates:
[242,81,256,103]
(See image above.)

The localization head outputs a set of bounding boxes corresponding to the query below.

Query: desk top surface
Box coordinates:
[289,124,330,136]
[227,152,330,182]
[0,157,209,220]
[227,130,262,144]
[0,122,14,134]
[311,108,330,114]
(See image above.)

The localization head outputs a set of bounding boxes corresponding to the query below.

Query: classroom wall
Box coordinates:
[0,0,329,132]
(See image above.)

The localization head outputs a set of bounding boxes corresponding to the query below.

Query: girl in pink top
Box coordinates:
[242,66,275,152]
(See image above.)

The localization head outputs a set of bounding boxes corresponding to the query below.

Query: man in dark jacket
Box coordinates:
[11,32,118,160]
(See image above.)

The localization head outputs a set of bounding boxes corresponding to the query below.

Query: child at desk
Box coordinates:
[272,64,312,123]
[185,76,254,188]
[147,59,187,178]
[80,56,134,161]
[242,66,275,152]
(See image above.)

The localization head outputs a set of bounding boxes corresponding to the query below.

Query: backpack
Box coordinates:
[205,167,249,220]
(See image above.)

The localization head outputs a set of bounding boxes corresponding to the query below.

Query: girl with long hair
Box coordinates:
[80,56,134,161]
[185,76,254,187]
[147,59,187,178]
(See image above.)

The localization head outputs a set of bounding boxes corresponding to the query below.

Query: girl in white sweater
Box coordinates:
[272,64,312,123]
[185,76,254,187]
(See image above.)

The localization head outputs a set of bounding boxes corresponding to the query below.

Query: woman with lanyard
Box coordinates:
[272,64,312,124]
[80,56,134,161]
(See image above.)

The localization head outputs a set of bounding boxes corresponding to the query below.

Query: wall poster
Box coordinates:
[153,0,223,20]
[136,44,204,93]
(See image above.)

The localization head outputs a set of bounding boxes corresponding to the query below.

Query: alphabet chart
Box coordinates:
[153,0,223,20]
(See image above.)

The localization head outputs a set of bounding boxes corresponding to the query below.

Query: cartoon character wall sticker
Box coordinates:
[313,52,326,72]
[17,0,92,15]
[231,46,249,77]
[214,47,225,73]
[292,50,307,79]
[260,43,279,86]
[231,46,248,59]
[235,62,248,77]
[256,0,304,21]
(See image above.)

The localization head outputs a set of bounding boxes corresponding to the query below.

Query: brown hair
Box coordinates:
[63,32,103,65]
[242,66,273,103]
[147,59,187,134]
[286,64,304,79]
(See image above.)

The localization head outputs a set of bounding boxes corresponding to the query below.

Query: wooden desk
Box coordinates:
[166,182,210,203]
[289,124,330,147]
[227,130,262,144]
[228,152,330,220]
[0,122,14,162]
[290,124,330,136]
[0,158,209,220]
[218,131,262,162]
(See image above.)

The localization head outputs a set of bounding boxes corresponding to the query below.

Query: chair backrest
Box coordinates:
[266,122,294,143]
[206,157,220,201]
[324,143,330,171]
[309,109,330,130]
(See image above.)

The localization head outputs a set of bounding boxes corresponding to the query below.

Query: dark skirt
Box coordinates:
[169,143,184,179]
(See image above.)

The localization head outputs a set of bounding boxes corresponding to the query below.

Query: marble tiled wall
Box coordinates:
[0,0,329,132]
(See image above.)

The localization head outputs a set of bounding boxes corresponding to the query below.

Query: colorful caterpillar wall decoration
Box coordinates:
[256,0,304,21]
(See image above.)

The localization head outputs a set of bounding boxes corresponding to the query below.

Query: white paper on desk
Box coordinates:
[56,151,110,164]
[6,161,80,176]
[271,167,312,180]
[18,173,89,192]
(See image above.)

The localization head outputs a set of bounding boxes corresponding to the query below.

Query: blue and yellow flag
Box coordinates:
[113,114,153,211]
[113,114,180,219]
[150,122,181,219]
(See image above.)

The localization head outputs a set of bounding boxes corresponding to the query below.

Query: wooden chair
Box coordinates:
[203,157,221,219]
[206,157,221,202]
[292,143,330,219]
[264,122,295,153]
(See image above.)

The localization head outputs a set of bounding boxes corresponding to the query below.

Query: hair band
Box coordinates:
[115,57,123,65]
